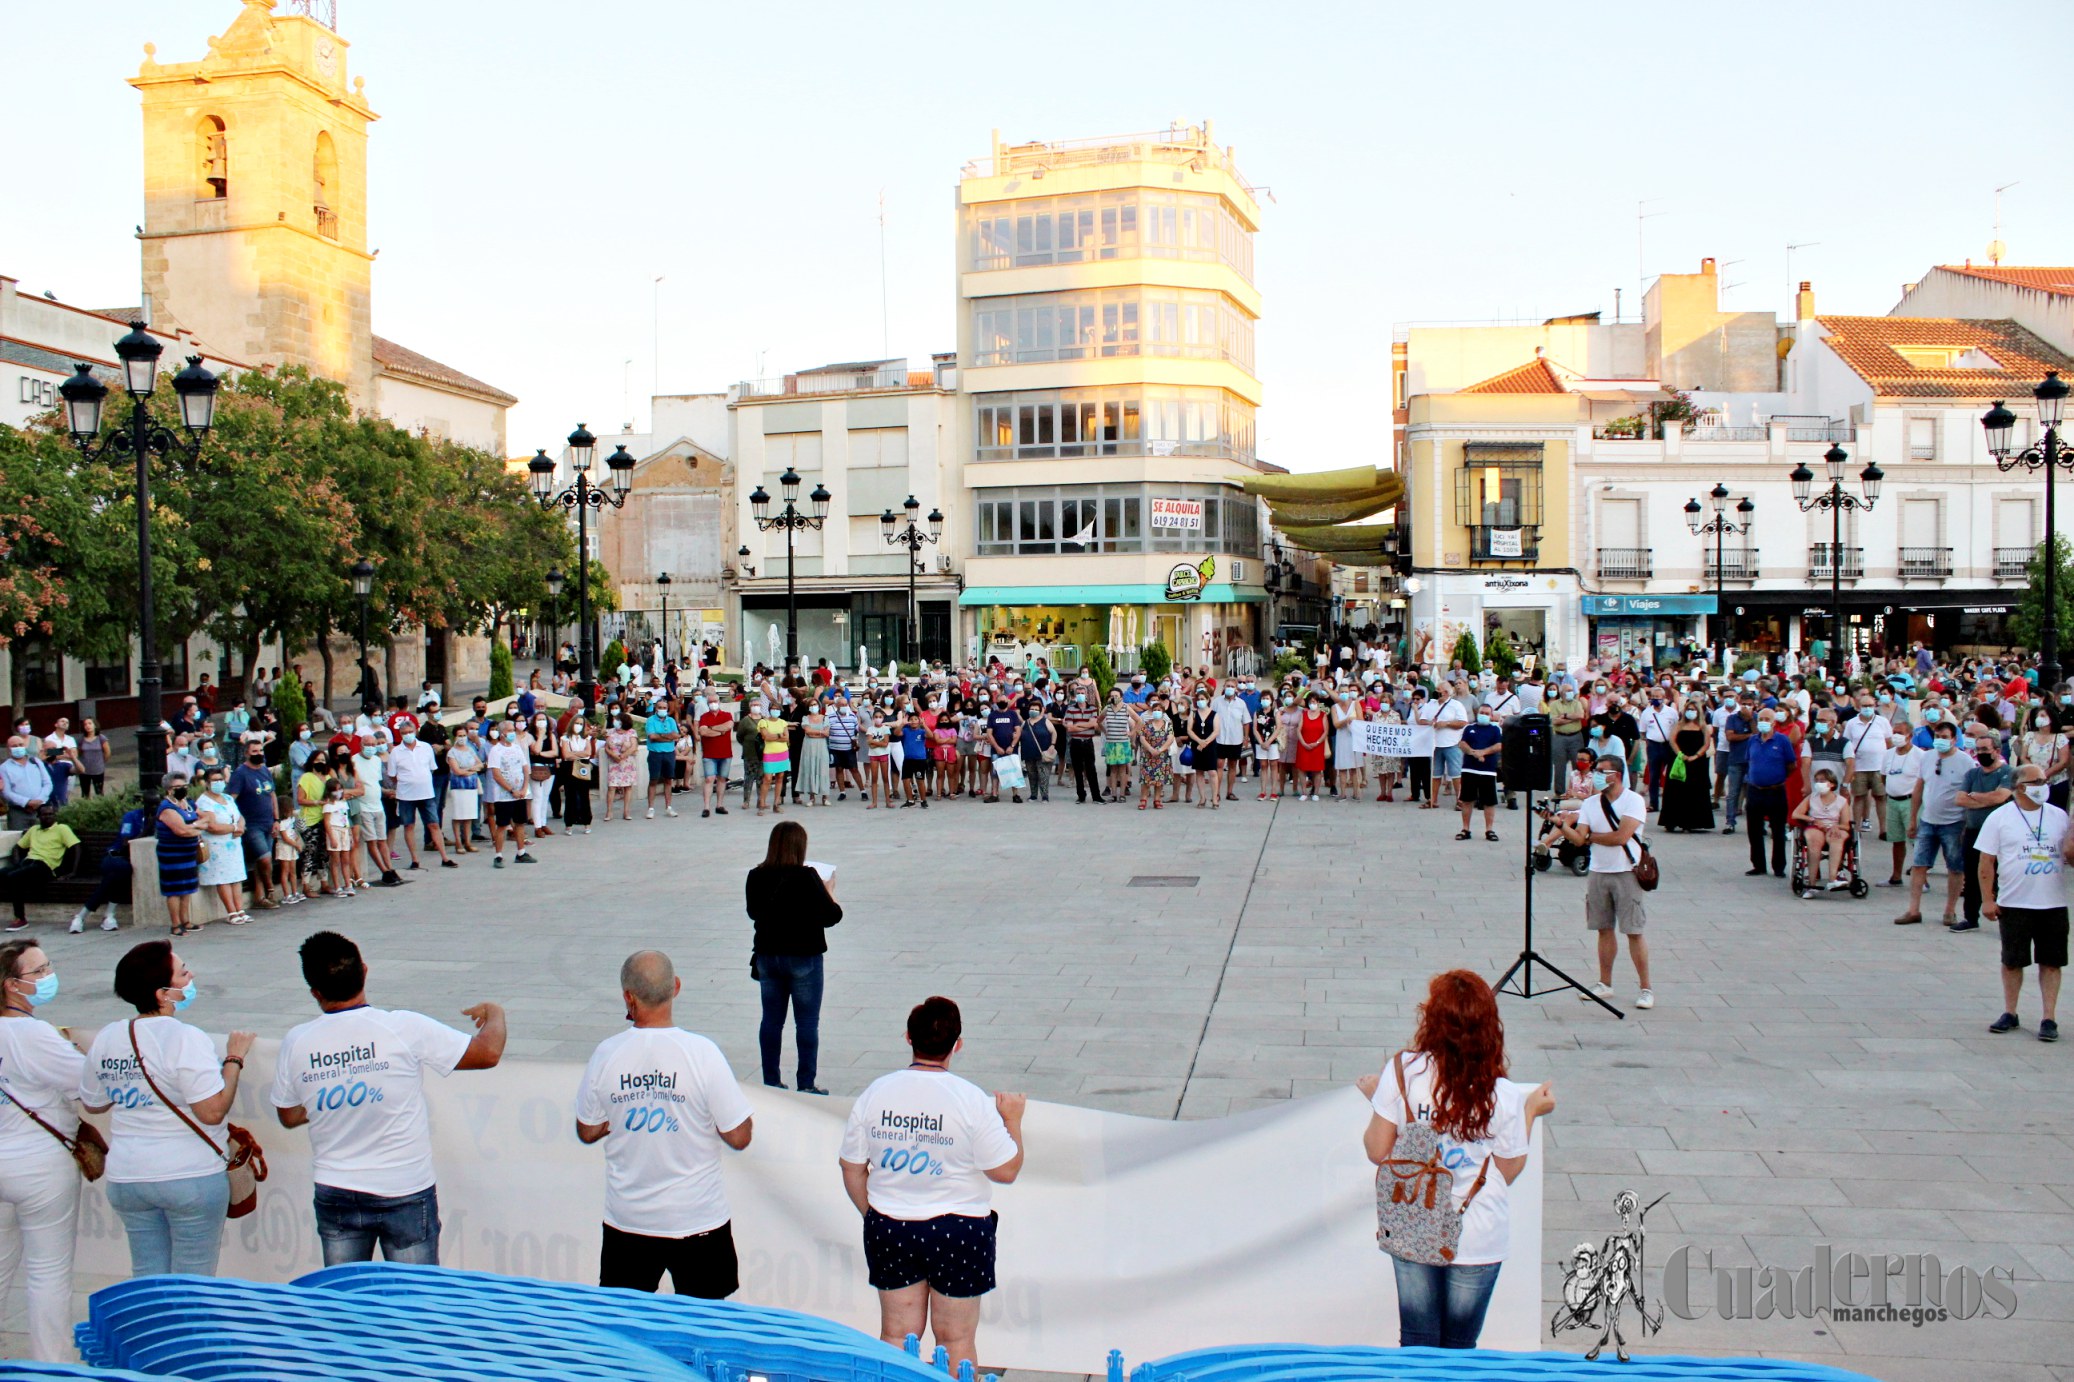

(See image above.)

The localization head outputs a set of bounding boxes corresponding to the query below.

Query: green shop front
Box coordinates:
[1584,593,1716,669]
[957,581,1267,675]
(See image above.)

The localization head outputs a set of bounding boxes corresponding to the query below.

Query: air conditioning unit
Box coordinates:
[1230,560,1246,583]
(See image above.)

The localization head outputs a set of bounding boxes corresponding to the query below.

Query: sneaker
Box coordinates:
[1989,1012,2020,1034]
[1583,982,1614,1002]
[2041,1019,2060,1043]
[1634,990,1655,1010]
[100,913,121,931]
[1949,920,1981,932]
[492,857,506,869]
[407,862,422,872]
[920,798,929,810]
[1825,879,1848,891]
[1801,889,1819,900]
[1880,877,1904,887]
[69,908,87,934]
[4,919,26,933]
[715,807,729,815]
[440,859,459,869]
[514,852,537,865]
[645,807,655,820]
[666,808,680,818]
[1721,825,1736,835]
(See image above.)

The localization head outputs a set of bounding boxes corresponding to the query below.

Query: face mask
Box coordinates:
[172,980,197,1012]
[360,747,376,759]
[1195,700,1208,710]
[1814,782,1832,796]
[298,729,311,742]
[488,730,502,742]
[1684,709,1698,720]
[16,972,58,1007]
[1589,771,1608,791]
[1858,707,1874,719]
[170,785,188,800]
[1758,723,1775,737]
[1976,751,1995,767]
[402,733,417,746]
[1935,738,1957,755]
[1280,696,1293,706]
[1588,727,1603,739]
[2020,782,2050,805]
[1924,708,1943,723]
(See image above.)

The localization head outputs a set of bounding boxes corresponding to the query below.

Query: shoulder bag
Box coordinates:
[1598,791,1660,891]
[127,1020,267,1219]
[0,1076,106,1181]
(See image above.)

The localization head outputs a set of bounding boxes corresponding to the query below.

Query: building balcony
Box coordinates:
[736,367,929,399]
[1596,547,1652,580]
[1808,543,1864,580]
[1704,549,1760,582]
[1468,525,1538,563]
[314,205,338,240]
[1995,546,2033,580]
[1897,547,1954,579]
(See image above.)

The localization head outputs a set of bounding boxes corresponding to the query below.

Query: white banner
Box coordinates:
[65,1039,1541,1372]
[1354,722,1435,759]
[1149,498,1204,531]
[1486,528,1523,558]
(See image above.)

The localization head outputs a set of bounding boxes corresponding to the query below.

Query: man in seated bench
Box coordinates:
[1,803,81,933]
[69,802,151,933]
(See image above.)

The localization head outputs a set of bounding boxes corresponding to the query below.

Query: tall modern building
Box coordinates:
[954,124,1272,672]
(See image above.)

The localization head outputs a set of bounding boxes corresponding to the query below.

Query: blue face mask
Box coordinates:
[172,980,197,1012]
[19,972,58,1007]
[1924,708,1943,723]
[1589,771,1609,791]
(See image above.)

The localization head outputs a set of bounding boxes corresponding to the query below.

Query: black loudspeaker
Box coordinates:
[1502,713,1552,791]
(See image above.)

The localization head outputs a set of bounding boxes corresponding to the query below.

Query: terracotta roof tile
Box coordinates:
[1936,265,2074,297]
[372,336,517,405]
[1460,357,1568,394]
[1815,316,2073,400]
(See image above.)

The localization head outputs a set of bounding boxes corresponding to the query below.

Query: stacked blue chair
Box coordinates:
[0,1367,177,1382]
[1125,1343,1884,1382]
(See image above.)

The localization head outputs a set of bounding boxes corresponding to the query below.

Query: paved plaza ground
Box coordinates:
[13,779,2072,1379]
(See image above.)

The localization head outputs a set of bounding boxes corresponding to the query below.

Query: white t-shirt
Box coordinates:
[575,1026,755,1237]
[1883,745,1922,800]
[840,1067,1017,1220]
[1636,706,1676,744]
[1369,1052,1530,1265]
[1974,800,2069,912]
[1843,714,1892,776]
[1909,746,1968,825]
[1430,699,1469,749]
[80,1016,226,1184]
[269,1006,473,1197]
[483,743,529,803]
[386,741,437,800]
[0,1017,85,1157]
[350,755,386,821]
[1578,789,1648,873]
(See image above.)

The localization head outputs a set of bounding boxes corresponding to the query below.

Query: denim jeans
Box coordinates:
[314,1183,442,1266]
[106,1171,229,1278]
[1393,1257,1502,1349]
[757,952,824,1089]
[1722,763,1746,826]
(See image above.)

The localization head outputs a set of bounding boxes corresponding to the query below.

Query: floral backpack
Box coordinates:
[1375,1052,1492,1266]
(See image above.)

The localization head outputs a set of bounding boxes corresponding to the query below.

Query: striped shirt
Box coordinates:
[826,708,860,751]
[1102,705,1134,741]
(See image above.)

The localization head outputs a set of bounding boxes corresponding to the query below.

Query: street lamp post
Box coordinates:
[1683,483,1755,669]
[1790,444,1883,684]
[880,495,943,665]
[58,324,219,803]
[350,558,375,705]
[529,423,634,710]
[1983,370,2072,691]
[545,568,565,672]
[656,571,672,666]
[748,467,829,665]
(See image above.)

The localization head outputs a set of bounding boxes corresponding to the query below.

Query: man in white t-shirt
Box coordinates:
[271,931,507,1265]
[839,997,1025,1374]
[576,951,754,1295]
[1842,696,1893,837]
[383,730,453,873]
[482,726,535,867]
[1973,765,2067,1043]
[1429,684,1471,805]
[1560,755,1654,1009]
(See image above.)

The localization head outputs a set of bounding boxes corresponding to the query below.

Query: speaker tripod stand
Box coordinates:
[1493,786,1623,1018]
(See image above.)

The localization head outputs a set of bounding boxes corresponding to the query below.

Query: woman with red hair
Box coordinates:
[1357,969,1555,1349]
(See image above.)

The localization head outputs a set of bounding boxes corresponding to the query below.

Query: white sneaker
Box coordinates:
[100,913,121,931]
[68,908,87,934]
[1825,879,1848,891]
[665,808,679,818]
[645,807,655,820]
[1584,982,1615,1001]
[1635,989,1656,1010]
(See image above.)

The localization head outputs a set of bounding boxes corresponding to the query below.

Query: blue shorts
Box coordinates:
[1435,745,1463,778]
[1911,819,1964,871]
[700,758,728,779]
[647,751,675,783]
[863,1208,997,1297]
[394,798,440,827]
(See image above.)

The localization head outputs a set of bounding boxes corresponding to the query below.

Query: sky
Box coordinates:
[7,0,2070,470]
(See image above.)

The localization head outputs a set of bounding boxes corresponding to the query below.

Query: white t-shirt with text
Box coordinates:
[576,1026,754,1238]
[1974,800,2069,913]
[839,1067,1017,1220]
[1369,1051,1530,1265]
[80,1016,226,1184]
[269,1005,473,1197]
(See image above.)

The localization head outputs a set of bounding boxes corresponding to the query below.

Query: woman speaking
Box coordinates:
[745,820,841,1095]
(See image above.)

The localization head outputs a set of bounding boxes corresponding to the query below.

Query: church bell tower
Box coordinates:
[133,0,378,403]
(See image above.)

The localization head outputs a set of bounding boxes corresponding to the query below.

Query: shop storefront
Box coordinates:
[1583,593,1716,670]
[1409,572,1585,677]
[740,591,952,672]
[1716,591,2018,665]
[957,582,1264,674]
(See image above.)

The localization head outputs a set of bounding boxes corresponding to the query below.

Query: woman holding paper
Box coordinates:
[745,820,842,1095]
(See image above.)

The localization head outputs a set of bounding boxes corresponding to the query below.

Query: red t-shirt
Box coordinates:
[385,710,419,740]
[698,709,734,759]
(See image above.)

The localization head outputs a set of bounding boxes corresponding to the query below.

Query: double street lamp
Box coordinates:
[57,323,219,802]
[1683,483,1754,667]
[1789,444,1883,683]
[1982,370,2071,690]
[350,557,376,704]
[879,495,943,665]
[748,466,829,665]
[530,423,635,710]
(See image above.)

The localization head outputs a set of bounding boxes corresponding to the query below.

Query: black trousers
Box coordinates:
[1961,825,1985,924]
[1408,755,1431,802]
[0,859,54,921]
[1744,784,1788,873]
[600,1221,738,1299]
[85,856,133,911]
[1069,738,1100,800]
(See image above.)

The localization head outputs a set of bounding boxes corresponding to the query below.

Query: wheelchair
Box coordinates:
[1531,802,1592,877]
[1792,822,1870,898]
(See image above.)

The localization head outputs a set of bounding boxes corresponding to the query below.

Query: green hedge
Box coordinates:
[58,790,143,834]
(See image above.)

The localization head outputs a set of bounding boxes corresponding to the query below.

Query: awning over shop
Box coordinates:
[958,584,1266,607]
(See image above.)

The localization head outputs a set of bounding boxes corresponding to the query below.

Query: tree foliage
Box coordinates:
[2012,534,2074,657]
[273,668,309,735]
[487,640,514,700]
[1451,630,1482,674]
[1484,626,1519,680]
[1139,640,1173,683]
[1085,644,1115,700]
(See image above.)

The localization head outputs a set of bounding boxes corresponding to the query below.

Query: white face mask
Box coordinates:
[1813,782,1832,796]
[2024,782,2050,805]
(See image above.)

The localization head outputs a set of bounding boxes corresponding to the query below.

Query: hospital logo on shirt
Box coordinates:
[295,1042,391,1086]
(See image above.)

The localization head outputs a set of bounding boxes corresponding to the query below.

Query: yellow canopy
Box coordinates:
[1240,465,1388,501]
[1264,476,1404,527]
[1276,522,1397,553]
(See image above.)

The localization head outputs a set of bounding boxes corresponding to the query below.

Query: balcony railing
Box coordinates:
[1808,543,1864,579]
[1469,525,1539,563]
[1687,426,1770,442]
[314,205,338,240]
[1898,546,1954,578]
[1704,549,1760,581]
[1995,546,2034,580]
[1596,547,1652,579]
[1786,425,1857,443]
[737,368,916,398]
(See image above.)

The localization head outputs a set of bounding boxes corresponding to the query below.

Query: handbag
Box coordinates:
[1667,755,1687,783]
[528,764,555,783]
[570,759,595,782]
[1178,744,1195,767]
[127,1020,267,1219]
[0,1078,107,1181]
[194,837,211,864]
[1597,791,1659,891]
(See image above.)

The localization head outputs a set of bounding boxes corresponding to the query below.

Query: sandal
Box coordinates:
[1455,830,1473,841]
[225,911,250,926]
[1485,831,1500,842]
[1138,802,1148,810]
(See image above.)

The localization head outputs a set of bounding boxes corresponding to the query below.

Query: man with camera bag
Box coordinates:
[1560,755,1654,1010]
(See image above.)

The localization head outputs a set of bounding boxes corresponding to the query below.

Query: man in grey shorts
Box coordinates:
[1561,754,1654,1010]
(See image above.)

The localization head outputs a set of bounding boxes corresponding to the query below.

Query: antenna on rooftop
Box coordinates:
[878,190,890,361]
[283,0,338,29]
[1990,182,2019,265]
[1786,241,1821,306]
